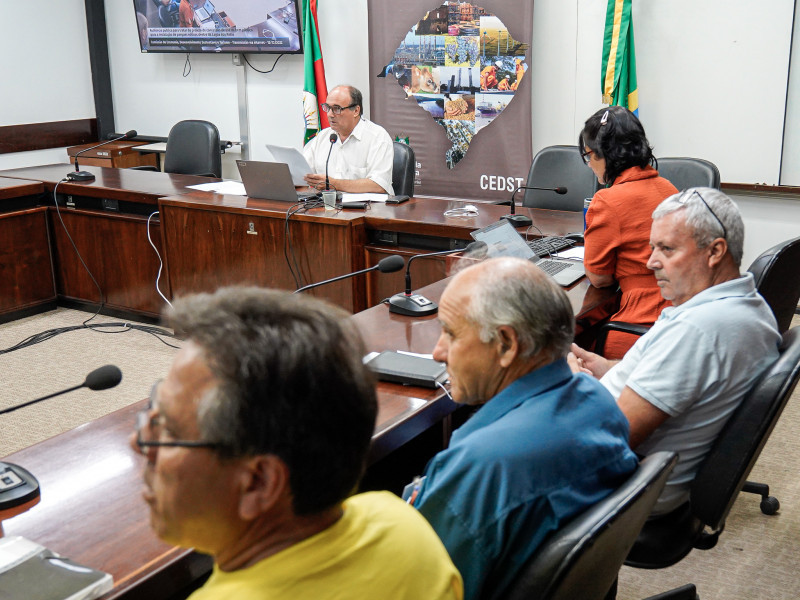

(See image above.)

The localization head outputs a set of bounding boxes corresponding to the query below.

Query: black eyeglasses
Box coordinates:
[580,148,595,165]
[676,189,727,240]
[135,381,218,454]
[320,103,357,115]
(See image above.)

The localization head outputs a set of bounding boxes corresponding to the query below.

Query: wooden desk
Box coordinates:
[0,275,613,599]
[67,141,158,170]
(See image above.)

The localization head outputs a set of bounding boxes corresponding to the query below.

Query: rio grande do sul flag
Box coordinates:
[302,0,329,144]
[602,0,638,115]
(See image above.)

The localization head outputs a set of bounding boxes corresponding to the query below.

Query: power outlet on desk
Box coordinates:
[102,199,120,212]
[232,53,242,66]
[65,195,75,209]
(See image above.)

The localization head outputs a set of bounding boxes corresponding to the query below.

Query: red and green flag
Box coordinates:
[302,0,329,144]
[601,0,638,116]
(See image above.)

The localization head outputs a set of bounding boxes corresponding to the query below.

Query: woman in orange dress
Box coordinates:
[579,106,678,359]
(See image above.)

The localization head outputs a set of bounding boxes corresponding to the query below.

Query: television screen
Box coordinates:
[134,0,303,54]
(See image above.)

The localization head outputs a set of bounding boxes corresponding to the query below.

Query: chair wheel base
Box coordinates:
[760,496,780,515]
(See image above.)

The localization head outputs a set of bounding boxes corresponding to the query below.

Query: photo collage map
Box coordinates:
[380,2,528,168]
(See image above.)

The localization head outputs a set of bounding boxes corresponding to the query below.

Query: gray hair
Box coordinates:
[463,258,574,361]
[652,187,744,266]
[166,287,377,515]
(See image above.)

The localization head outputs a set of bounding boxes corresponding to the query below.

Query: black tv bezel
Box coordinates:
[135,0,304,55]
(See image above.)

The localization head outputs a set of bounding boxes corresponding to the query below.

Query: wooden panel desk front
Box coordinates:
[67,141,158,169]
[0,274,612,600]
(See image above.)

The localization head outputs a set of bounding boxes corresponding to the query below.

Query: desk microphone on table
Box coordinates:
[324,133,337,191]
[0,365,123,517]
[293,254,405,294]
[67,130,138,183]
[501,185,568,228]
[388,241,487,317]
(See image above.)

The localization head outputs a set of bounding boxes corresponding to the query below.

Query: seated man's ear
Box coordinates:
[496,326,520,367]
[239,455,291,521]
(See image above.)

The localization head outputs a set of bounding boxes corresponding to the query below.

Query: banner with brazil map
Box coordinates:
[368,1,533,201]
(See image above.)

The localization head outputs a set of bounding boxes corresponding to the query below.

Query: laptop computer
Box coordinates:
[470,219,585,287]
[236,160,318,202]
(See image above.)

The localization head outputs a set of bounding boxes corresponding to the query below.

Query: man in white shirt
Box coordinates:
[302,85,394,194]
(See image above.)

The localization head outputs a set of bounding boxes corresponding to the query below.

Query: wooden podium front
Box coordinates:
[66,141,157,169]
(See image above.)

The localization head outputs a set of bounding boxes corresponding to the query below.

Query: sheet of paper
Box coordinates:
[187,181,247,195]
[340,192,390,204]
[264,144,312,186]
[554,246,585,260]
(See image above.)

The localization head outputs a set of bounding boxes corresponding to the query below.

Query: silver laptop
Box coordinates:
[470,219,585,287]
[236,160,318,202]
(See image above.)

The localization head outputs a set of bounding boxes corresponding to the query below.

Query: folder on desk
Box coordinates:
[0,536,113,600]
[366,351,448,388]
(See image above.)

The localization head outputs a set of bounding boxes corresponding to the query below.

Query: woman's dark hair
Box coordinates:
[578,105,655,185]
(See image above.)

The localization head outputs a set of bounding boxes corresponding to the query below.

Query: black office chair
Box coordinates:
[505,452,677,600]
[655,157,721,191]
[522,145,598,211]
[132,120,222,178]
[392,141,415,197]
[624,327,800,599]
[747,236,800,334]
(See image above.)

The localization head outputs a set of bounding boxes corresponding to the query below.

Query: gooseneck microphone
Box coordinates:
[0,365,123,518]
[67,130,138,182]
[388,241,487,317]
[501,185,568,228]
[324,132,337,191]
[293,254,405,294]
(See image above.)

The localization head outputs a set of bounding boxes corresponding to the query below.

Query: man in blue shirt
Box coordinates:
[412,257,638,600]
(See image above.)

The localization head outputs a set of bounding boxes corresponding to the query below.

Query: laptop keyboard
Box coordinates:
[527,236,575,257]
[536,259,573,276]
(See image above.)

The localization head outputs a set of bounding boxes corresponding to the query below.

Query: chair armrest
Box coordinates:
[594,321,651,355]
[129,165,159,172]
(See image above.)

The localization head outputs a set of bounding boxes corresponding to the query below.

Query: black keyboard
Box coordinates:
[527,236,576,257]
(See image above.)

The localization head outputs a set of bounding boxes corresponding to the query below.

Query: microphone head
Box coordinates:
[377,254,405,273]
[83,365,123,391]
[329,133,338,143]
[124,130,138,139]
[554,186,568,194]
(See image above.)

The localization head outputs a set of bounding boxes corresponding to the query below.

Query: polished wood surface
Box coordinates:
[0,119,97,155]
[0,177,43,200]
[0,208,56,319]
[68,141,159,169]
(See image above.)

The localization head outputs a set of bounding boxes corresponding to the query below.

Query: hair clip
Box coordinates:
[600,110,610,125]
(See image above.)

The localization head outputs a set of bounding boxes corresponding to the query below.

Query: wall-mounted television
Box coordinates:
[135,0,303,54]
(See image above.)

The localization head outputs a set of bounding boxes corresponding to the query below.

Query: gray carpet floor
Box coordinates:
[1,308,798,598]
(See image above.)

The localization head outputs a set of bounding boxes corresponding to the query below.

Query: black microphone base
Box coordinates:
[388,293,438,317]
[0,462,40,515]
[66,170,96,182]
[501,213,532,227]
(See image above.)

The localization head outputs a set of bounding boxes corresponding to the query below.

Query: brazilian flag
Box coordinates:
[302,0,329,144]
[601,0,638,116]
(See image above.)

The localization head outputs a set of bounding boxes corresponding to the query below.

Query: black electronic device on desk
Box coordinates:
[366,351,448,389]
[527,235,576,257]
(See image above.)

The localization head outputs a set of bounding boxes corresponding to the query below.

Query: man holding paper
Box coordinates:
[302,85,395,195]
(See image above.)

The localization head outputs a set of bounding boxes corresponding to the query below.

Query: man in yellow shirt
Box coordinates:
[131,287,462,599]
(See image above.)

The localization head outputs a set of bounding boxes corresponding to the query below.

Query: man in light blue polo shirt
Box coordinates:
[571,187,781,514]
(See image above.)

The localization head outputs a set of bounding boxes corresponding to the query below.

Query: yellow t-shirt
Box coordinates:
[188,491,463,600]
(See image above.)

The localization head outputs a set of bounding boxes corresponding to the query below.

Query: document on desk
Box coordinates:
[264,144,313,186]
[186,181,247,195]
[340,193,390,204]
[554,246,585,261]
[0,536,113,600]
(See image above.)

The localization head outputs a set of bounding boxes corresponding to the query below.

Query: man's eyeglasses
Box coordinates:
[135,381,218,455]
[580,148,595,165]
[676,189,727,240]
[320,103,357,115]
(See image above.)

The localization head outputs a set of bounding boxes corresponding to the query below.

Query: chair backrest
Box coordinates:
[655,157,721,191]
[164,120,222,178]
[747,236,800,333]
[505,452,678,600]
[690,327,800,531]
[522,145,598,211]
[392,141,415,197]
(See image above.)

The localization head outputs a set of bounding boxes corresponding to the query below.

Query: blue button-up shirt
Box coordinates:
[415,359,638,600]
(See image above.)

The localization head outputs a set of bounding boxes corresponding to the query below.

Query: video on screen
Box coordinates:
[134,0,303,54]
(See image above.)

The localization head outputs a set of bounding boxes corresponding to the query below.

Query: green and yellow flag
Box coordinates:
[601,0,638,115]
[302,0,329,144]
